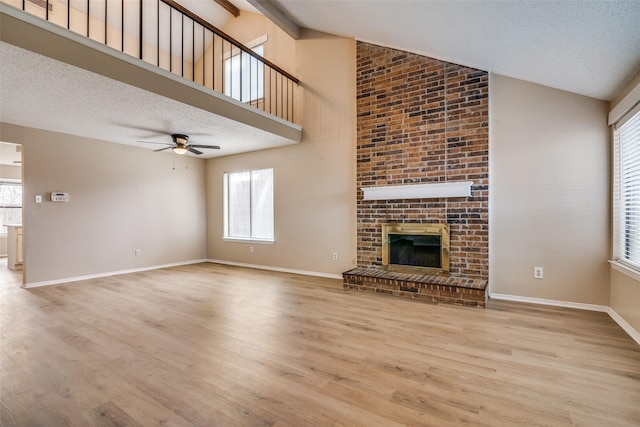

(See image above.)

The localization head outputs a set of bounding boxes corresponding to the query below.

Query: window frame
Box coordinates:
[223,167,275,244]
[223,35,267,104]
[0,180,23,236]
[612,103,640,274]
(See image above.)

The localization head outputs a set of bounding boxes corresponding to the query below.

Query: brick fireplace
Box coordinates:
[344,42,489,307]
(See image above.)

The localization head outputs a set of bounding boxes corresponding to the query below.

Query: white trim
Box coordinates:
[609,259,640,282]
[489,293,609,312]
[222,35,267,60]
[362,181,473,201]
[607,307,640,346]
[207,259,343,280]
[222,237,275,245]
[23,259,208,288]
[490,293,639,346]
[609,80,640,125]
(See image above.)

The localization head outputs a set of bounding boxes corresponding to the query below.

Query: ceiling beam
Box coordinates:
[247,0,300,39]
[214,0,239,17]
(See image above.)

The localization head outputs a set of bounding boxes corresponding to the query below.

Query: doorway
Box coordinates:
[0,142,24,285]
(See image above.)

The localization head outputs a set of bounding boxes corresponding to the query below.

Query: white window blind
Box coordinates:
[614,107,640,269]
[223,168,274,241]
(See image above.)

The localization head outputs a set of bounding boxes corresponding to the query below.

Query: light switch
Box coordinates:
[35,195,42,203]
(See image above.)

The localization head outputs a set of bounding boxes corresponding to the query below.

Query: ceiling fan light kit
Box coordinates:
[173,146,189,155]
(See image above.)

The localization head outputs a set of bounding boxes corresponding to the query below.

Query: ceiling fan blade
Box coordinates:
[137,140,172,145]
[188,147,203,155]
[154,146,173,152]
[190,144,221,149]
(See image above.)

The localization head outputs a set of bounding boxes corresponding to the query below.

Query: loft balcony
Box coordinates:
[0,0,302,156]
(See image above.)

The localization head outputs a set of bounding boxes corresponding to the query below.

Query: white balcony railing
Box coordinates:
[2,0,298,123]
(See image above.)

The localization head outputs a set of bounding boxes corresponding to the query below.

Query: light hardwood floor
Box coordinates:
[1,262,639,426]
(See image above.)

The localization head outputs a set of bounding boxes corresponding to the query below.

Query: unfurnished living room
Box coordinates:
[1,0,639,425]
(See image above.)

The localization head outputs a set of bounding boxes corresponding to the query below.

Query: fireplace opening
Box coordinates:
[382,223,449,272]
[389,234,442,268]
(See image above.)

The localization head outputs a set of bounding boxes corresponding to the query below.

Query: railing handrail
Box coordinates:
[162,0,298,84]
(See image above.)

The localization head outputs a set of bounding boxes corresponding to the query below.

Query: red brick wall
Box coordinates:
[356,42,489,279]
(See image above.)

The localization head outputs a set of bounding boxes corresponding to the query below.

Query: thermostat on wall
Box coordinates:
[51,192,69,202]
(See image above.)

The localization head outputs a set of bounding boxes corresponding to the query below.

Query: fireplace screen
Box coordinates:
[382,223,450,272]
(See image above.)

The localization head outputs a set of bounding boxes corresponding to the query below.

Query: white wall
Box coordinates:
[490,74,610,305]
[206,18,357,276]
[0,123,207,285]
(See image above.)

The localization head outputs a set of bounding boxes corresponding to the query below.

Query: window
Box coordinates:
[223,168,274,241]
[613,106,640,270]
[0,182,22,235]
[224,42,264,103]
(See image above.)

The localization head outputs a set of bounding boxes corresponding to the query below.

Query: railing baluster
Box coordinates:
[239,50,242,102]
[181,14,184,77]
[139,0,143,60]
[157,0,160,66]
[104,0,107,45]
[86,0,89,37]
[202,26,205,86]
[212,32,216,91]
[192,20,195,82]
[292,80,295,122]
[121,0,124,52]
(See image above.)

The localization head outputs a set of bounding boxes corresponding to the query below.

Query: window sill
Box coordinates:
[223,237,274,245]
[609,260,640,282]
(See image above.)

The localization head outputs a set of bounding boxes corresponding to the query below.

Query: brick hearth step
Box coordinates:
[343,267,488,307]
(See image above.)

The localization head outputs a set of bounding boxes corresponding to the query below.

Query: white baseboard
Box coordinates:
[489,293,609,312]
[607,307,640,346]
[207,259,343,280]
[490,293,640,346]
[23,259,208,288]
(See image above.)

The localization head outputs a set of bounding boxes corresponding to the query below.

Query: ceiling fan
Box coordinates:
[138,133,220,155]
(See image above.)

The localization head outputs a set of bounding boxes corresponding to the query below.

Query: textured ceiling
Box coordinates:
[0,1,299,159]
[0,41,298,159]
[268,0,640,101]
[3,0,639,160]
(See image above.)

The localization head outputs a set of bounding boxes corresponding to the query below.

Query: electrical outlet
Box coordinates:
[35,195,42,203]
[533,267,543,279]
[333,252,338,261]
[250,246,254,253]
[135,249,141,256]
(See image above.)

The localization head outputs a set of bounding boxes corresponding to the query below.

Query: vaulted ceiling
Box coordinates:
[2,0,639,161]
[251,0,640,101]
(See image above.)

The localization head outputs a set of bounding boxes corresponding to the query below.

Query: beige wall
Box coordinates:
[206,22,356,275]
[609,69,640,333]
[610,268,640,333]
[0,123,207,284]
[490,74,610,305]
